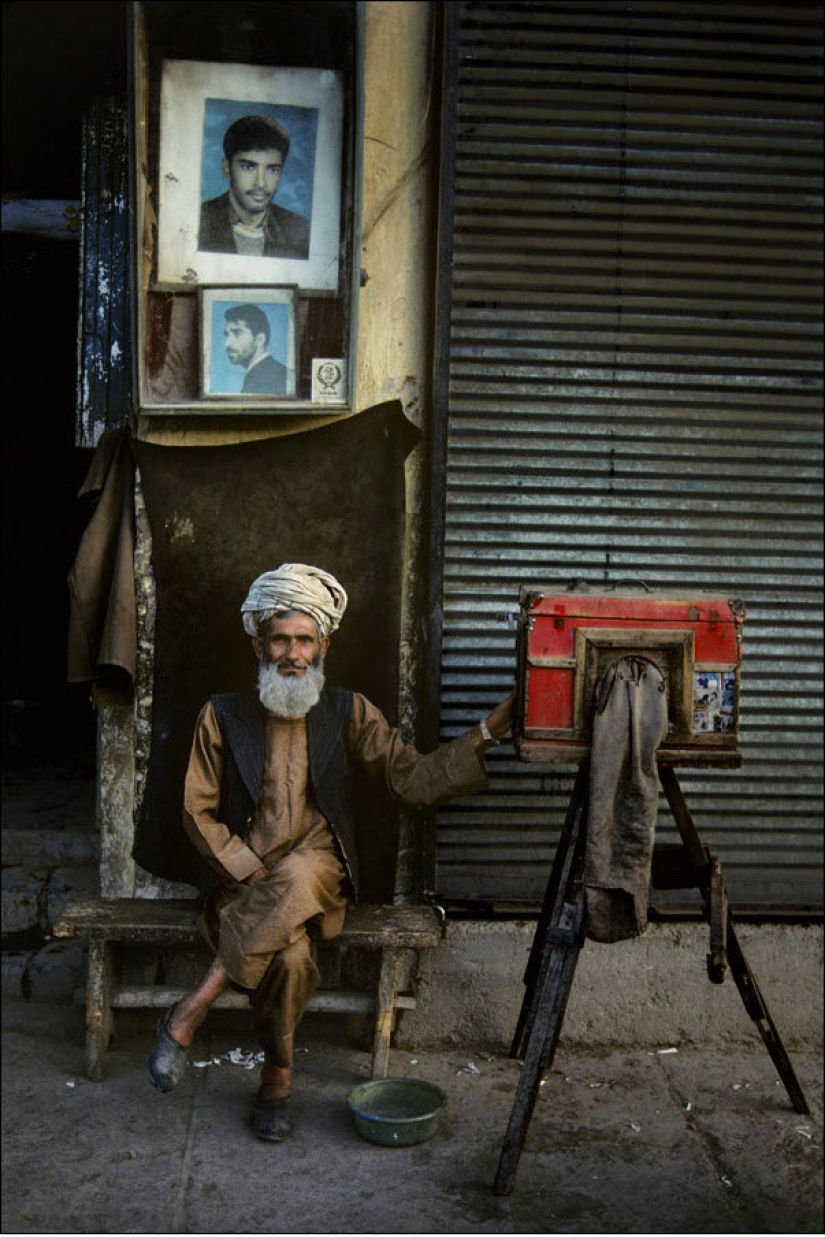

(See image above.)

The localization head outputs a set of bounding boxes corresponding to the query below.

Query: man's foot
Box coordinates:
[251,1095,292,1142]
[166,993,212,1048]
[147,1007,190,1092]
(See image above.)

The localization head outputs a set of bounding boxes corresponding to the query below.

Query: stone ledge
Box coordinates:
[1,865,100,938]
[2,942,87,1002]
[1,828,99,868]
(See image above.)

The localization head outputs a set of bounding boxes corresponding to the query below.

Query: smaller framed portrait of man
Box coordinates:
[158,60,343,290]
[200,287,297,401]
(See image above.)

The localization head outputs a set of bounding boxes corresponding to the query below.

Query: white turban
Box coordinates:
[240,563,348,639]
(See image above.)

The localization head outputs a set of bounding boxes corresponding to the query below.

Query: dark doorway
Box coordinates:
[1,1,127,795]
[1,234,96,768]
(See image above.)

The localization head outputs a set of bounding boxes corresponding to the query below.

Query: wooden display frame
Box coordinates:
[129,0,362,416]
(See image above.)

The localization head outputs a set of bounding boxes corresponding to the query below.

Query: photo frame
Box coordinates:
[157,60,344,291]
[200,287,297,400]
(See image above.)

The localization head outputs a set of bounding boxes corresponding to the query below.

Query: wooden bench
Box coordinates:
[53,897,442,1083]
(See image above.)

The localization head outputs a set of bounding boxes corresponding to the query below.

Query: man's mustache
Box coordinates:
[266,652,324,670]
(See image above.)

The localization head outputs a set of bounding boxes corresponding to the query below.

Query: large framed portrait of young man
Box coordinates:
[157,60,343,291]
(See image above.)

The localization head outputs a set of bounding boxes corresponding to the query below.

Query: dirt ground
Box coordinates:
[1,997,822,1236]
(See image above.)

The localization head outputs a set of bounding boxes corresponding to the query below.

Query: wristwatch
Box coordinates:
[479,718,498,746]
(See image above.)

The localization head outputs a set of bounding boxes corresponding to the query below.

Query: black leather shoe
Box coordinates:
[147,1008,189,1092]
[251,1096,292,1142]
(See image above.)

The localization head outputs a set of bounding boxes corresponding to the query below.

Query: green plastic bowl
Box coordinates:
[346,1078,447,1147]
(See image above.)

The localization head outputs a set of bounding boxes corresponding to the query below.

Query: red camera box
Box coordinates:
[516,585,746,768]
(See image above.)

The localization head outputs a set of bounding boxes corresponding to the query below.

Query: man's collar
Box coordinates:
[245,351,274,374]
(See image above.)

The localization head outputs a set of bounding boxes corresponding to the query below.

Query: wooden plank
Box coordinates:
[517,740,742,769]
[53,899,442,950]
[53,898,200,940]
[74,986,416,1015]
[340,905,442,948]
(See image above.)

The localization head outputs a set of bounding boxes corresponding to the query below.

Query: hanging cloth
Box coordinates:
[66,428,136,706]
[584,656,669,942]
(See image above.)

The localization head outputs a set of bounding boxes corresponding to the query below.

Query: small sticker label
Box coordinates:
[311,358,347,403]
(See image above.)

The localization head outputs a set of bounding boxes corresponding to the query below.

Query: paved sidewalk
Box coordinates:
[1,998,822,1236]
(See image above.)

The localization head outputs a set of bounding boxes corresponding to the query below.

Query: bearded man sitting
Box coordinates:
[147,562,513,1142]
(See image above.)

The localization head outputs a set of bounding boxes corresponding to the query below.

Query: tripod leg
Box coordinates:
[658,765,707,868]
[494,898,585,1197]
[511,761,589,1059]
[659,765,810,1115]
[726,924,811,1115]
[706,855,728,984]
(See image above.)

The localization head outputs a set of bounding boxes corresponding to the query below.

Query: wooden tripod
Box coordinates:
[493,760,811,1197]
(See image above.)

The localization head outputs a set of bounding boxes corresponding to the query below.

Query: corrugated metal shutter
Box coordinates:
[436,0,823,912]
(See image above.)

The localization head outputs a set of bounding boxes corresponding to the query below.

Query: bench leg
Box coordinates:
[86,940,115,1082]
[371,949,403,1079]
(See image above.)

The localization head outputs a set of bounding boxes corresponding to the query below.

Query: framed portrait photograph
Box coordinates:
[200,287,297,400]
[157,60,343,291]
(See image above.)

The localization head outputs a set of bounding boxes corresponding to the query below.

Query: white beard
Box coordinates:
[257,656,325,718]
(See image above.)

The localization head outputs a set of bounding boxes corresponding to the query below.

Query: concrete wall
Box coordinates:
[395,920,824,1053]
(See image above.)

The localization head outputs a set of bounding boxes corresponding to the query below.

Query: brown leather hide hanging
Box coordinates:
[131,401,420,900]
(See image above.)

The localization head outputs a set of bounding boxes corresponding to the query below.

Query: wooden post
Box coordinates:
[85,939,115,1082]
[371,949,404,1079]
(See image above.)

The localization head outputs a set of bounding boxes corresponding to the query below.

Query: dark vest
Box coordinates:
[211,687,359,898]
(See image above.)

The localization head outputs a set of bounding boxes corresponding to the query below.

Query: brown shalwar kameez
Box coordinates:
[182,693,488,1066]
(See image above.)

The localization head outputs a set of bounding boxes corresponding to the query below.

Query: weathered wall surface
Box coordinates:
[357,1,438,420]
[397,921,824,1053]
